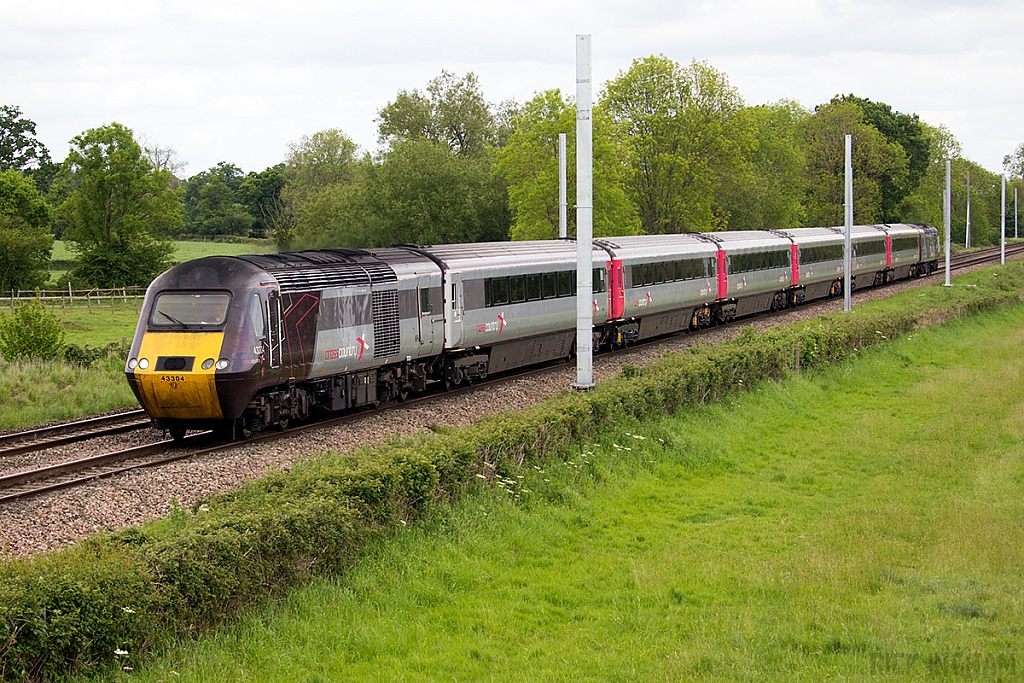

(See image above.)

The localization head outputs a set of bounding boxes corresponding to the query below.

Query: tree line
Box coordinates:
[2,56,1022,293]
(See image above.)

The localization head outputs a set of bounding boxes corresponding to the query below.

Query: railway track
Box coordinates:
[2,243,1020,507]
[0,409,151,458]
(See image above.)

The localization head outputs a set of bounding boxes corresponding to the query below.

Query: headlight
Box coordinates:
[215,359,229,370]
[128,358,138,370]
[201,358,215,370]
[138,358,149,369]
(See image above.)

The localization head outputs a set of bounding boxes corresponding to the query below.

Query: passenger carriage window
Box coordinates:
[558,271,575,297]
[542,272,557,298]
[643,263,654,286]
[484,279,492,307]
[526,274,541,301]
[510,276,526,303]
[420,288,431,314]
[492,277,509,305]
[593,268,606,293]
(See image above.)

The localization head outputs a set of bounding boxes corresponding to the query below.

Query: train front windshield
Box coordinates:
[150,292,231,329]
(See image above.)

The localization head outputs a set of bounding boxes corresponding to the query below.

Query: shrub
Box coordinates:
[0,301,65,362]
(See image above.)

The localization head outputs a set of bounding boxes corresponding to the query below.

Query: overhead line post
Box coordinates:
[844,134,852,312]
[944,160,951,286]
[559,133,567,239]
[1001,174,1006,265]
[572,34,594,391]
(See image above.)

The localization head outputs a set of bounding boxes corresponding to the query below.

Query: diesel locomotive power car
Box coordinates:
[125,223,939,439]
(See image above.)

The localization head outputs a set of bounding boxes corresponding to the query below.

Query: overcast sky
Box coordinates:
[3,0,1021,176]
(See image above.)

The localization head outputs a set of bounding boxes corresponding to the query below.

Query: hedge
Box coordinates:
[1,265,1022,681]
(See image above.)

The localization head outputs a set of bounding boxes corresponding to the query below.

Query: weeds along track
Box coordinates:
[0,245,1021,555]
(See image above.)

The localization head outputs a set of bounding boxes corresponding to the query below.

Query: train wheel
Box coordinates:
[168,423,187,442]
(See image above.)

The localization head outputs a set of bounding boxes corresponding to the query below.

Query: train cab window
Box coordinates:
[150,292,231,328]
[557,271,575,297]
[249,293,265,338]
[510,276,526,303]
[526,274,542,301]
[542,272,557,299]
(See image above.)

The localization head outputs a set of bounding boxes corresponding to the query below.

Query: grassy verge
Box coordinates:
[85,302,1024,682]
[2,262,1023,681]
[0,355,136,430]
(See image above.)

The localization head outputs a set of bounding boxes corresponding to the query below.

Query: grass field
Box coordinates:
[46,239,277,286]
[49,239,277,264]
[83,305,1024,681]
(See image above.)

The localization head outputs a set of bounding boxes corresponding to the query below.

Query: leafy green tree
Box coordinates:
[0,105,59,193]
[364,138,510,246]
[601,56,751,233]
[58,123,178,287]
[832,95,931,221]
[1003,141,1024,179]
[239,165,289,240]
[798,100,909,226]
[497,89,640,240]
[0,170,54,293]
[377,71,496,157]
[0,300,65,362]
[281,129,360,248]
[182,162,256,237]
[718,101,808,231]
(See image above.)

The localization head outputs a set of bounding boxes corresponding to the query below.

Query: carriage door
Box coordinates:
[446,272,464,348]
[266,291,283,369]
[416,276,436,355]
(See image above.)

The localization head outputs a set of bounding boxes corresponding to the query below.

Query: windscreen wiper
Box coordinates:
[158,310,189,328]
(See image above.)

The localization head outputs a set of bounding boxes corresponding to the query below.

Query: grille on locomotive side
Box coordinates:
[371,289,401,359]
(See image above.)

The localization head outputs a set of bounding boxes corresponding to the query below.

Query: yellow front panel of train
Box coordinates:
[133,331,225,420]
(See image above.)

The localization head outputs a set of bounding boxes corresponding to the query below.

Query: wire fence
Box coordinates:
[1,286,146,313]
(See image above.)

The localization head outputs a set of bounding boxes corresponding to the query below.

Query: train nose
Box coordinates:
[130,332,225,420]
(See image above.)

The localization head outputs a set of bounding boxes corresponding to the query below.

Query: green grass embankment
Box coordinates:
[2,262,1023,681]
[111,302,1024,682]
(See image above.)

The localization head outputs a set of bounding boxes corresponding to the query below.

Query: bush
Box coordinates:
[0,301,65,362]
[63,341,128,368]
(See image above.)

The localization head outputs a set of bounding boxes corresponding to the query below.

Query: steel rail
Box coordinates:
[0,409,151,458]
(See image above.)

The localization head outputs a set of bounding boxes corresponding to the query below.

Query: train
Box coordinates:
[125,223,940,439]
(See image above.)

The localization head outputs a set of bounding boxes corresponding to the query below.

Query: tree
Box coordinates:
[497,89,640,240]
[182,162,256,237]
[832,95,931,221]
[1004,141,1024,179]
[601,57,751,233]
[377,71,496,157]
[239,165,289,240]
[798,101,909,226]
[0,170,53,293]
[364,138,510,246]
[717,101,808,231]
[0,105,59,193]
[281,129,360,248]
[58,123,179,287]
